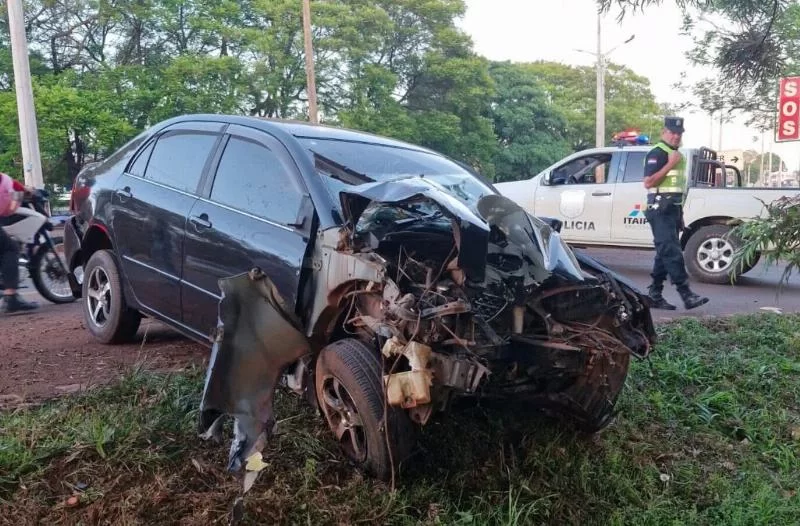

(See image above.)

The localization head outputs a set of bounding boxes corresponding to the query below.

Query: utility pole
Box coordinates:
[301,0,319,124]
[7,0,44,188]
[575,14,634,149]
[595,13,604,148]
[708,111,714,147]
[760,130,765,185]
[768,127,774,184]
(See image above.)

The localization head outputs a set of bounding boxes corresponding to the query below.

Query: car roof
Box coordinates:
[164,113,435,153]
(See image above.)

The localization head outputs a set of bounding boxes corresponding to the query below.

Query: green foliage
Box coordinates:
[488,61,572,182]
[604,0,787,90]
[749,152,786,175]
[524,61,663,151]
[731,194,800,288]
[2,314,799,524]
[0,74,135,185]
[0,0,668,186]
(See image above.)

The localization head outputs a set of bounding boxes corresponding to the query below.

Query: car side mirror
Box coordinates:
[541,172,551,186]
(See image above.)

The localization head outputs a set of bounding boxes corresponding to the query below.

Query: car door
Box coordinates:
[181,124,313,339]
[534,150,621,243]
[610,151,655,246]
[111,121,225,323]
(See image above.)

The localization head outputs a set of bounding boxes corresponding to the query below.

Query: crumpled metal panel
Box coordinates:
[198,268,311,479]
[338,178,490,282]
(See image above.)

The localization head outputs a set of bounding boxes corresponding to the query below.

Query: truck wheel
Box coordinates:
[740,252,761,275]
[82,250,141,344]
[684,225,742,285]
[315,338,416,481]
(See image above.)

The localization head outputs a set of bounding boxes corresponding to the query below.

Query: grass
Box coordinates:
[1,313,799,525]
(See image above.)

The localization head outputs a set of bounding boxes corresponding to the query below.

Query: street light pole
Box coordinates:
[301,0,319,124]
[576,14,634,149]
[595,13,604,148]
[7,0,44,188]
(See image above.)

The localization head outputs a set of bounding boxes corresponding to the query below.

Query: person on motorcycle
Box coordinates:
[0,172,40,313]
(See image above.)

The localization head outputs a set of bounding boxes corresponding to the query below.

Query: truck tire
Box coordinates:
[684,225,743,285]
[740,252,761,275]
[315,338,416,481]
[81,250,141,344]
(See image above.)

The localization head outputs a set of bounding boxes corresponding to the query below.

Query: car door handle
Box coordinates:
[190,214,212,230]
[592,191,611,197]
[116,186,132,199]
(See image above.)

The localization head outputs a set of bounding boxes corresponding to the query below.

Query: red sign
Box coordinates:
[777,76,800,142]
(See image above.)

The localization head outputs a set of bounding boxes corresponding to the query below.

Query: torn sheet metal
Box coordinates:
[477,194,585,284]
[339,177,490,282]
[198,268,311,487]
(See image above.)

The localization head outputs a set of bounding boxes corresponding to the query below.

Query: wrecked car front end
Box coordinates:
[199,150,656,485]
[325,183,656,428]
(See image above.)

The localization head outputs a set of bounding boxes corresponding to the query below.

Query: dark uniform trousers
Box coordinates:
[643,193,689,292]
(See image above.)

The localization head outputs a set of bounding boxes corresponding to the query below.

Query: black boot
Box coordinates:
[648,283,676,310]
[677,286,709,310]
[2,293,40,314]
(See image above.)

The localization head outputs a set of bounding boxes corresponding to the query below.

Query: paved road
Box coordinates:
[580,247,800,322]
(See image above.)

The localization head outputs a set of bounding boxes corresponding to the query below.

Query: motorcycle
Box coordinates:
[0,188,75,304]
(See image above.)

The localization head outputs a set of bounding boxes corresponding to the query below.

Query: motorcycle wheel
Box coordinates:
[30,236,75,304]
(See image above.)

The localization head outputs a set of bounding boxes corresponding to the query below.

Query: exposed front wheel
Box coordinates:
[314,338,416,481]
[81,250,141,344]
[684,225,743,285]
[30,237,75,304]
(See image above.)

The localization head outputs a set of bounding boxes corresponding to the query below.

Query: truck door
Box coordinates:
[610,151,655,246]
[534,150,620,243]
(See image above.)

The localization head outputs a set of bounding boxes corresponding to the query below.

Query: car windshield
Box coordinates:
[297,137,495,212]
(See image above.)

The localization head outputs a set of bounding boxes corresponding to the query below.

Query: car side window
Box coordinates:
[550,153,613,185]
[143,131,218,194]
[210,136,302,226]
[622,152,647,183]
[127,141,155,177]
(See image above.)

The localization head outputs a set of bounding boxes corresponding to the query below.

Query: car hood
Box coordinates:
[338,176,586,285]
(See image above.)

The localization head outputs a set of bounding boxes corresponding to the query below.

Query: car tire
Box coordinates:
[81,250,141,344]
[315,338,416,481]
[684,225,743,285]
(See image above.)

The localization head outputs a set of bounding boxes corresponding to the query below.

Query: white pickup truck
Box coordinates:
[495,144,799,284]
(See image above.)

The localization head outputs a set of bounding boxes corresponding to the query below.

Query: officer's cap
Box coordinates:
[664,116,685,134]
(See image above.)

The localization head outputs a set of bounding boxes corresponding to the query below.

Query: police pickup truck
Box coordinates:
[495,145,799,284]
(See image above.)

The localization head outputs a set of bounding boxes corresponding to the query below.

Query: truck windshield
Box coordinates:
[297,137,495,211]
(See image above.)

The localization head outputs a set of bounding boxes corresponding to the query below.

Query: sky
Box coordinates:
[459,0,800,171]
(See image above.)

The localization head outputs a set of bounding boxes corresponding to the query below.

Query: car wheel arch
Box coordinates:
[80,224,115,264]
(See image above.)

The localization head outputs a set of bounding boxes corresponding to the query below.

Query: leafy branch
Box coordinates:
[730,194,800,293]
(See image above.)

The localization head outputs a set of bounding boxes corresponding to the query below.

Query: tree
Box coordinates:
[0,75,135,185]
[331,0,499,176]
[0,0,502,183]
[518,61,663,151]
[601,0,787,88]
[488,61,572,182]
[750,152,785,174]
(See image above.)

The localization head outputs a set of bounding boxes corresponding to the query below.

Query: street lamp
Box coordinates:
[575,12,635,148]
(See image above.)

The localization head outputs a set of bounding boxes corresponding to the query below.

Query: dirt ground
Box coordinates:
[0,302,209,409]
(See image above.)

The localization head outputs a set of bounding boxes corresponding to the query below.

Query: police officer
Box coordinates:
[643,117,709,310]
